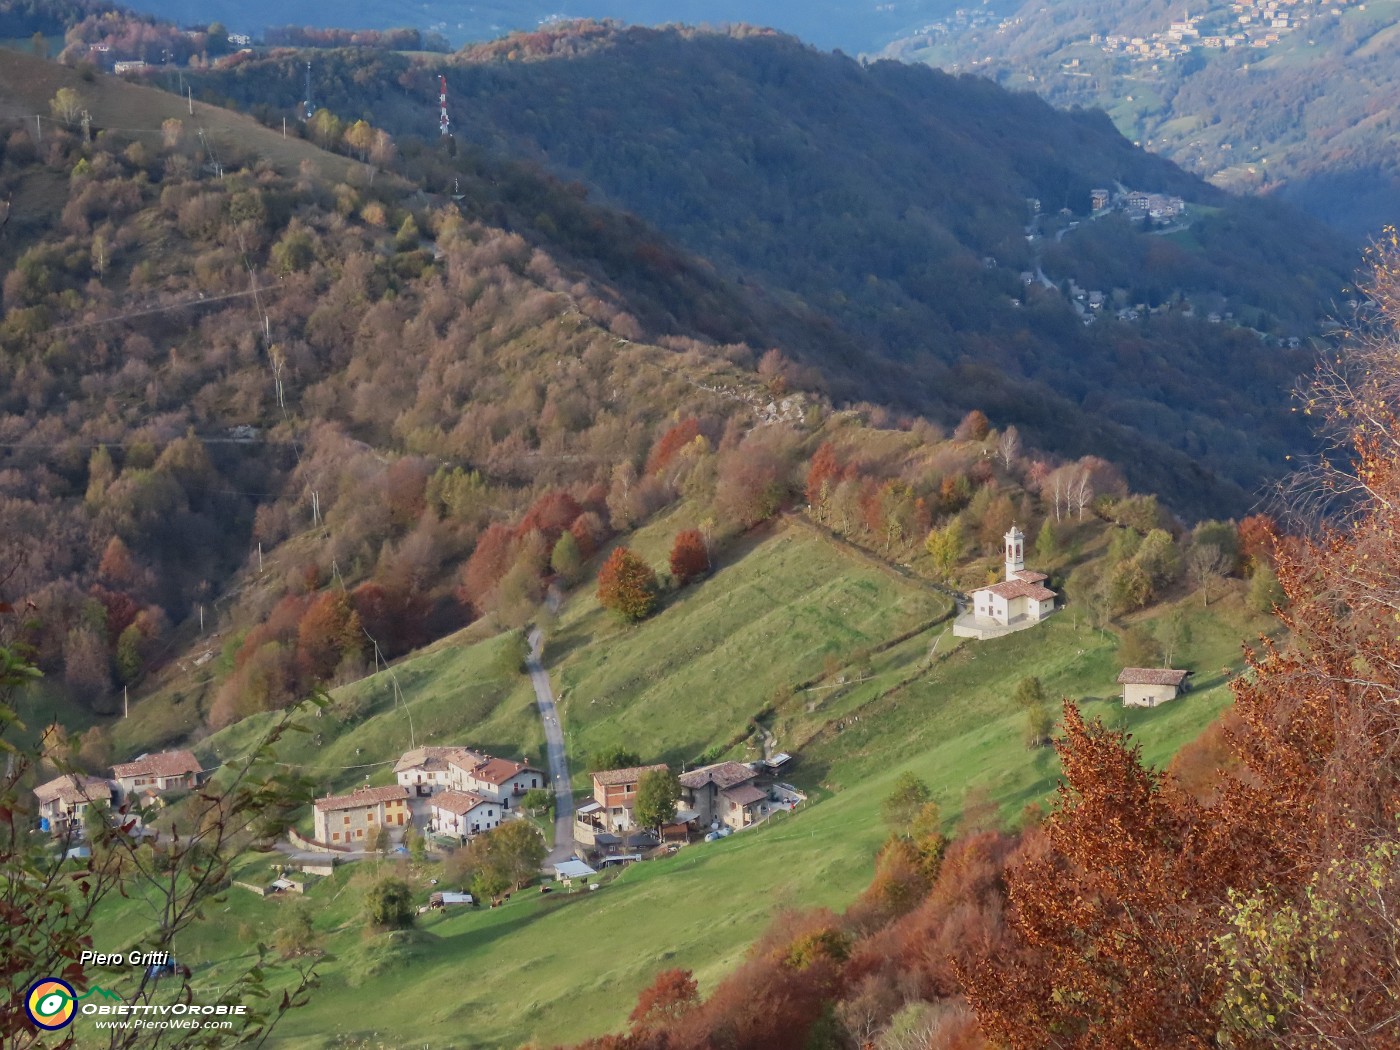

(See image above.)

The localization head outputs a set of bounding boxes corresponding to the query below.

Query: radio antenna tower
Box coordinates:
[438,75,451,137]
[301,61,315,122]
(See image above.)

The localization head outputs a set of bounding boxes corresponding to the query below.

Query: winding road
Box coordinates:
[526,626,577,865]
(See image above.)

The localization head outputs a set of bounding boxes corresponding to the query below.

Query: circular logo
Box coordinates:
[26,979,77,1031]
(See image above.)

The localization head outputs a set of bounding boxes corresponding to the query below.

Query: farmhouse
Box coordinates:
[394,746,484,796]
[429,789,502,842]
[394,746,544,808]
[589,764,667,832]
[34,774,117,837]
[1118,667,1192,708]
[458,756,545,808]
[111,750,203,796]
[312,784,410,846]
[678,761,768,831]
[955,526,1057,639]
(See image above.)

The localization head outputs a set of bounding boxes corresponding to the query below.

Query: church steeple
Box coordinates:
[1004,525,1025,580]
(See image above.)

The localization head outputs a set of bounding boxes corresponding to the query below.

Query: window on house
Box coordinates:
[356,829,364,838]
[332,833,340,842]
[344,816,350,825]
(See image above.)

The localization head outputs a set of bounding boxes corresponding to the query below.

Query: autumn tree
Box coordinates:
[1117,624,1163,669]
[668,529,709,585]
[924,519,964,579]
[954,410,991,441]
[628,969,699,1031]
[550,530,583,582]
[597,547,658,622]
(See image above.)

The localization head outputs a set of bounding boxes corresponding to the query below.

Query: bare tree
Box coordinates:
[1186,543,1230,606]
[997,426,1021,470]
[1069,469,1094,521]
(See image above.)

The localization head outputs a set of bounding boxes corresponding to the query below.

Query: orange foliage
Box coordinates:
[517,490,583,542]
[645,418,702,475]
[668,529,709,585]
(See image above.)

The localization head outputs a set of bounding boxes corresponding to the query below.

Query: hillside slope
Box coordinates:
[188,25,1356,517]
[888,0,1400,239]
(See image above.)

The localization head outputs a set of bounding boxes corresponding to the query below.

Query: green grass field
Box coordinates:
[85,519,1277,1048]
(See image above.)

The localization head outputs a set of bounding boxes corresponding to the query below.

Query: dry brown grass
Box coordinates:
[0,49,359,182]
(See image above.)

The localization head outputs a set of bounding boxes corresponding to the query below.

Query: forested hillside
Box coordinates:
[185,23,1356,517]
[889,0,1400,239]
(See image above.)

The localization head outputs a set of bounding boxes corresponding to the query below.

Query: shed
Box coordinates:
[1118,668,1191,708]
[554,859,598,880]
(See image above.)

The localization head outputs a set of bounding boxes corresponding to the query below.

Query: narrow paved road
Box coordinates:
[527,626,576,865]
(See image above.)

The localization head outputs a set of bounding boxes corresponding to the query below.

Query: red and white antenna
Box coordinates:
[438,75,451,137]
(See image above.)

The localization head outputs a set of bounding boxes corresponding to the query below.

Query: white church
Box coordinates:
[953,525,1058,640]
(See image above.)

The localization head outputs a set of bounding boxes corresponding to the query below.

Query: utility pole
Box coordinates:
[187,86,192,115]
[33,114,40,142]
[124,685,129,719]
[257,542,263,572]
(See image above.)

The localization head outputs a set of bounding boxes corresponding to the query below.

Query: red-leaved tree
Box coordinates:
[597,547,658,622]
[668,530,709,585]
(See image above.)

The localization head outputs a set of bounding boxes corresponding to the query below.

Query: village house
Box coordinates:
[429,789,502,842]
[1118,667,1192,708]
[111,750,203,797]
[587,765,667,832]
[34,774,118,838]
[312,784,410,846]
[678,761,770,831]
[394,745,544,807]
[955,526,1058,639]
[394,746,485,796]
[458,756,544,808]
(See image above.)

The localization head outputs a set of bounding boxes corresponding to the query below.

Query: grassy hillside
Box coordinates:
[89,517,1276,1048]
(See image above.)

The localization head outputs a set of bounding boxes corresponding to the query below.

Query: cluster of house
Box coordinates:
[1085,0,1350,62]
[33,750,205,839]
[309,746,545,847]
[575,755,798,851]
[1090,188,1187,223]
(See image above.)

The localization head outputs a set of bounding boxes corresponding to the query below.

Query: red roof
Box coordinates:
[473,758,540,785]
[431,789,492,816]
[1117,668,1191,687]
[1011,569,1049,584]
[111,750,202,780]
[314,785,409,812]
[976,580,1056,602]
[592,764,667,787]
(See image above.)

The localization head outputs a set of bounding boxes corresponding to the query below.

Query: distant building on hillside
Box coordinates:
[1118,668,1192,708]
[429,789,502,842]
[111,750,203,796]
[1091,188,1110,210]
[34,774,117,838]
[954,526,1058,640]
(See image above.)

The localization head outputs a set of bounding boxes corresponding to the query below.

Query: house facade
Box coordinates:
[312,785,410,846]
[1118,668,1191,708]
[590,764,667,831]
[34,774,117,838]
[394,746,482,796]
[678,762,765,830]
[455,756,543,808]
[429,789,501,842]
[955,526,1057,639]
[111,750,203,796]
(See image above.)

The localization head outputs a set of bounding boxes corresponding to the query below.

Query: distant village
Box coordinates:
[1089,0,1363,64]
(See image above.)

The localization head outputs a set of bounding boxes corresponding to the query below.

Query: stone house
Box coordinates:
[312,785,410,846]
[1118,668,1192,708]
[678,761,768,831]
[394,746,484,796]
